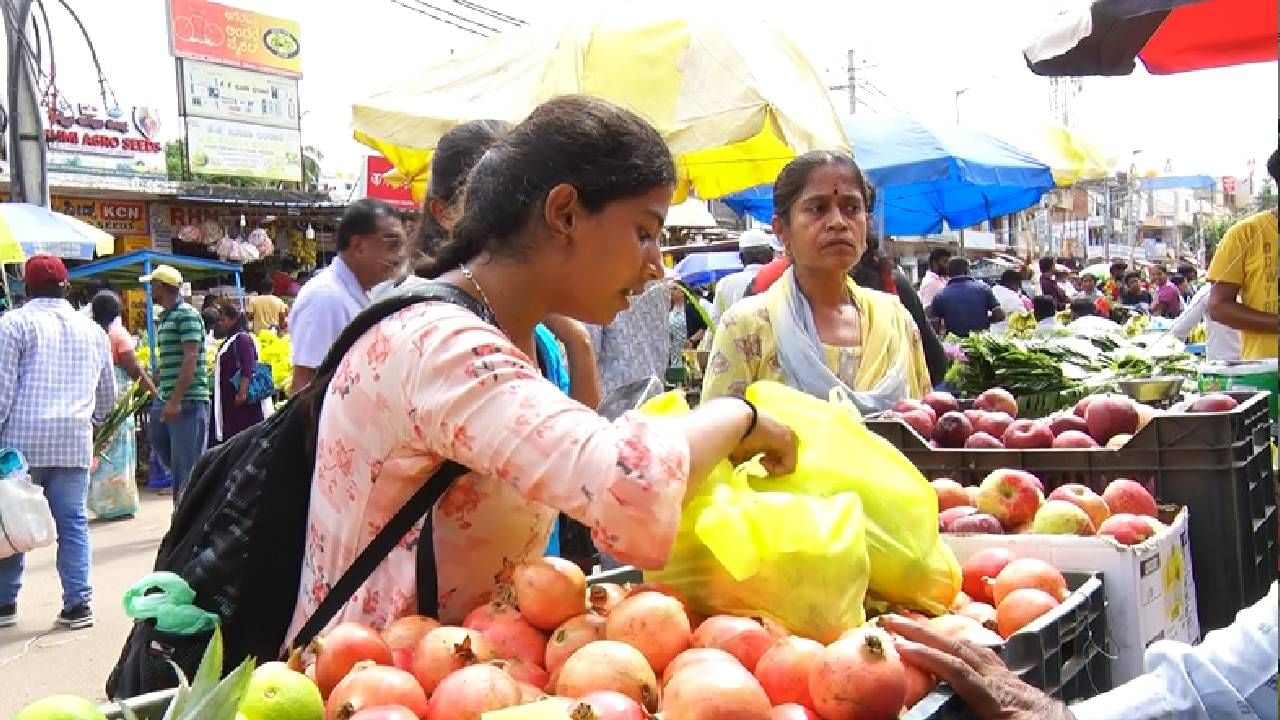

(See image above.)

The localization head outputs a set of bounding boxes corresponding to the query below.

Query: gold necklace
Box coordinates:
[459,264,494,311]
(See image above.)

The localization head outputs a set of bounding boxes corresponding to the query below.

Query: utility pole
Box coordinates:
[4,0,49,207]
[846,50,856,115]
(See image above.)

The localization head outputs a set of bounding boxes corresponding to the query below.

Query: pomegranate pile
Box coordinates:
[293,554,1077,720]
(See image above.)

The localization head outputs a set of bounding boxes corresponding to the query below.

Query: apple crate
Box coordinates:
[903,572,1110,720]
[867,390,1276,634]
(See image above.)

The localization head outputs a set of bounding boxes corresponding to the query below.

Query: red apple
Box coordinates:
[1073,396,1095,418]
[939,506,978,531]
[1102,478,1158,518]
[1052,430,1100,449]
[901,409,937,440]
[964,485,982,506]
[1047,484,1111,529]
[1097,513,1157,545]
[975,411,1016,439]
[933,411,974,448]
[932,478,971,510]
[923,391,960,418]
[965,431,1005,449]
[974,388,1019,417]
[1048,413,1090,437]
[1189,393,1239,413]
[1085,395,1139,445]
[1032,500,1097,536]
[976,469,1045,529]
[961,547,1015,604]
[949,512,1005,535]
[895,398,938,423]
[1002,419,1056,449]
[964,409,986,427]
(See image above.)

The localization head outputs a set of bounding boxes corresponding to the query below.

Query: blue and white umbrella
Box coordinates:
[674,251,743,286]
[0,202,115,263]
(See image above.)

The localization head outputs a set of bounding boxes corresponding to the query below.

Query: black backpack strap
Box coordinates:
[289,281,495,651]
[292,460,470,649]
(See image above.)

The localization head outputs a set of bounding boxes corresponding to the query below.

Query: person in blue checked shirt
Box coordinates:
[0,256,115,630]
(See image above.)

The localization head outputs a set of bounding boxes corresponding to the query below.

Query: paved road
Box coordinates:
[0,490,171,716]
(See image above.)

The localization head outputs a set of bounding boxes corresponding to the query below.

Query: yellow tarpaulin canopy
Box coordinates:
[352,5,849,205]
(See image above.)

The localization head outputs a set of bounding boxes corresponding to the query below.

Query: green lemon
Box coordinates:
[238,662,323,720]
[12,695,107,720]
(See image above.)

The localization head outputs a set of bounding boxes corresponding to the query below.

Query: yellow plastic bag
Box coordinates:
[740,382,962,615]
[643,392,870,642]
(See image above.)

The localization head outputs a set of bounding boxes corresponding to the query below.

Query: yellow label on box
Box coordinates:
[482,700,571,720]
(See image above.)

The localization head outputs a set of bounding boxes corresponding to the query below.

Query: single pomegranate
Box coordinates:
[513,557,589,631]
[313,623,394,698]
[960,548,1015,605]
[692,615,774,672]
[381,615,441,672]
[545,612,607,677]
[625,583,703,628]
[661,647,742,687]
[347,706,422,720]
[487,658,549,689]
[991,558,1069,605]
[753,636,823,708]
[996,588,1060,638]
[925,615,1003,646]
[605,592,692,673]
[325,662,429,720]
[588,583,627,614]
[514,681,545,704]
[957,602,998,631]
[663,663,773,720]
[424,664,522,720]
[809,628,906,720]
[571,690,649,720]
[901,660,936,710]
[771,704,820,720]
[411,626,493,694]
[554,640,660,712]
[464,600,549,666]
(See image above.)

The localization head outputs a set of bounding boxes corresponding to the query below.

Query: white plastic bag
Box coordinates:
[0,451,56,560]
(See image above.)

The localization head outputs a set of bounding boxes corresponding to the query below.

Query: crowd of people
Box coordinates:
[0,97,1274,718]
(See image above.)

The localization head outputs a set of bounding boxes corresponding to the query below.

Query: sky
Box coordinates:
[9,0,1277,183]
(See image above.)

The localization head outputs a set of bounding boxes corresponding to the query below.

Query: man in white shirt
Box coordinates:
[991,269,1028,333]
[710,229,779,322]
[289,199,405,393]
[1171,282,1242,362]
[918,248,952,306]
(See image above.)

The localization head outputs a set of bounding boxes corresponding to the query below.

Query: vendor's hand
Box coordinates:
[730,411,797,476]
[880,615,1075,720]
[162,398,181,423]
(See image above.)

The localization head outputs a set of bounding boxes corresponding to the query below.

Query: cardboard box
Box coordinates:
[941,507,1199,685]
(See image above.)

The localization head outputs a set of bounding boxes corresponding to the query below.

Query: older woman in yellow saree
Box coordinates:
[702,151,931,411]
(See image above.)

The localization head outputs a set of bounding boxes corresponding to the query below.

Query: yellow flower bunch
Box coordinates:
[255,330,294,394]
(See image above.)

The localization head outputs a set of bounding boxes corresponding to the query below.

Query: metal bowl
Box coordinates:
[1117,376,1185,404]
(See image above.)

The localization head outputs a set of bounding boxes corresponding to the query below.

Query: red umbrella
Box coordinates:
[1024,0,1277,76]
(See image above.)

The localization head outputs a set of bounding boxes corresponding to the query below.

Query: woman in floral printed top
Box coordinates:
[702,152,931,413]
[284,96,797,644]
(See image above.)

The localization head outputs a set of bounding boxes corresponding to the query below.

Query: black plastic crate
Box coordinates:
[902,572,1111,720]
[868,390,1277,633]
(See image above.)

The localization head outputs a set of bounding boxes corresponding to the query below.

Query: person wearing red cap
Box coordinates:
[0,255,116,630]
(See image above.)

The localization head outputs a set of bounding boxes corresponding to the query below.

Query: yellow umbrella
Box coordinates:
[352,5,848,204]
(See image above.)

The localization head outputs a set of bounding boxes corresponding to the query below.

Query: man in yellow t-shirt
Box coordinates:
[246,278,288,335]
[1207,149,1279,360]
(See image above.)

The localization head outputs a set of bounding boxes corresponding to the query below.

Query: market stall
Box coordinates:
[66,250,244,373]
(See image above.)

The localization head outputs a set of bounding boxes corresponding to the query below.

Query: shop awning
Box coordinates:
[67,249,242,286]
